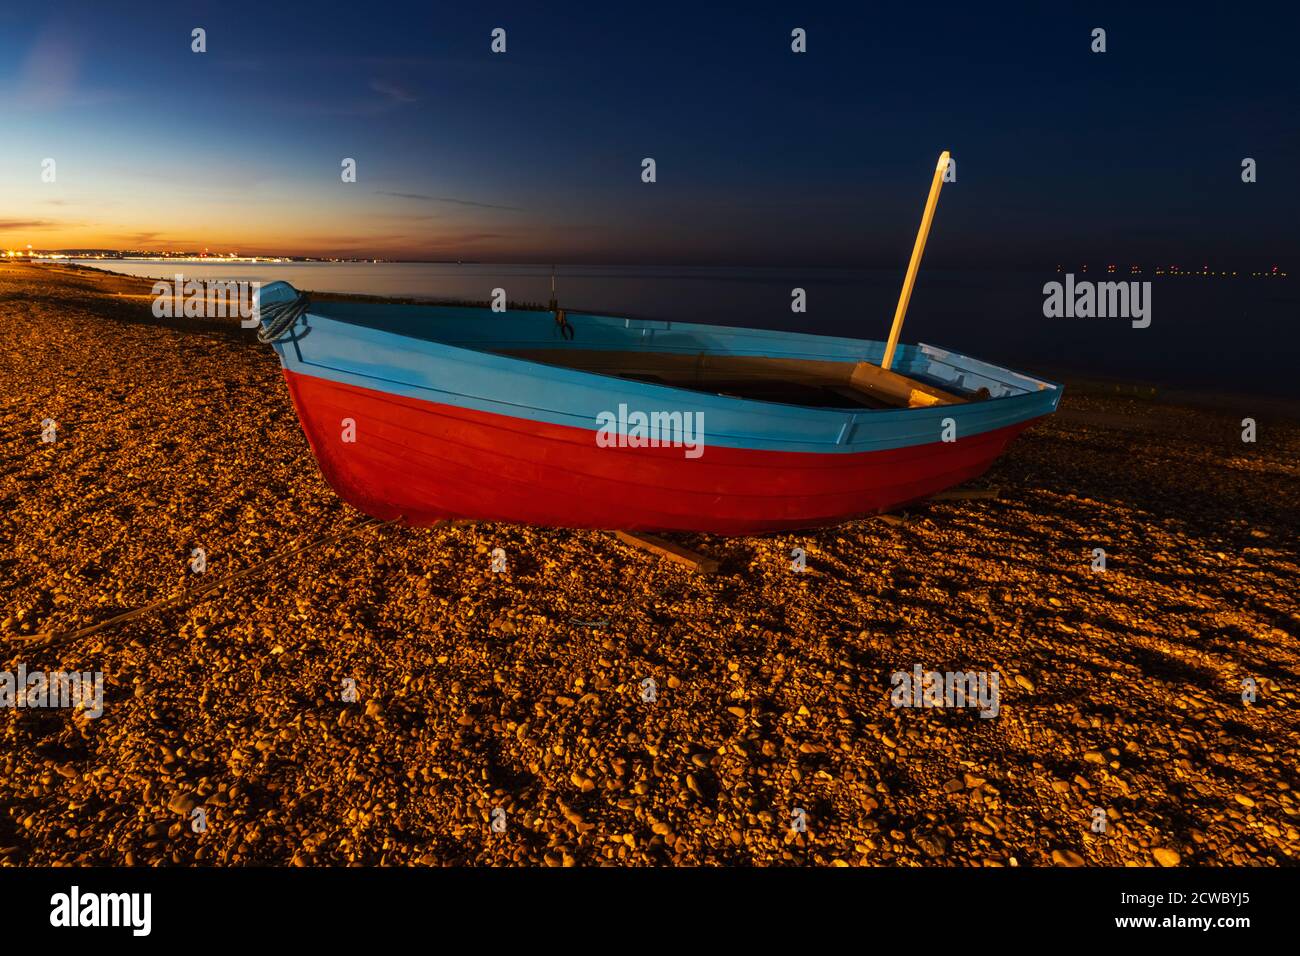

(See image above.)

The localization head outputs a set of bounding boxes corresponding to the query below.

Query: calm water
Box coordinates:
[73,260,1298,397]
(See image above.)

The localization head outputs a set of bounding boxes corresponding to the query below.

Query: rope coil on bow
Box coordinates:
[257,291,312,344]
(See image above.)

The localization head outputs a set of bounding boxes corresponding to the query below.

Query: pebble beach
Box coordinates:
[1,260,1297,867]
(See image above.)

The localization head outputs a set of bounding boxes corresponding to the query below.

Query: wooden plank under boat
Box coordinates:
[255,281,1062,536]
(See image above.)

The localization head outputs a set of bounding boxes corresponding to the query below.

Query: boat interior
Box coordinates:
[498,348,984,410]
[292,288,1036,412]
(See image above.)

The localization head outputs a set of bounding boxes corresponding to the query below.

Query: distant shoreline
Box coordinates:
[8,254,1292,276]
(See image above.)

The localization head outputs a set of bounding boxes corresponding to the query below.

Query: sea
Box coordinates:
[70,260,1297,399]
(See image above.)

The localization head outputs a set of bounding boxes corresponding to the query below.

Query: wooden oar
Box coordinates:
[881,150,950,370]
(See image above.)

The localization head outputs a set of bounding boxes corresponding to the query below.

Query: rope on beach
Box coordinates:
[7,515,405,651]
[256,291,312,344]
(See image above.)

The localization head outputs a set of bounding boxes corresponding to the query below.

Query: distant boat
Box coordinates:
[256,152,1060,534]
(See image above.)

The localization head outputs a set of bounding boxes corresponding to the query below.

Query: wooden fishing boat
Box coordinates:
[256,152,1061,535]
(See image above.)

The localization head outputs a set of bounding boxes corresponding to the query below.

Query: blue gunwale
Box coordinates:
[259,283,1062,456]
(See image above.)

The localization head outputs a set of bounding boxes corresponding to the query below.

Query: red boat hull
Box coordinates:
[282,369,1034,535]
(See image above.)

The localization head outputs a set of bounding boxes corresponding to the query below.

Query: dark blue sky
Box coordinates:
[3,0,1296,266]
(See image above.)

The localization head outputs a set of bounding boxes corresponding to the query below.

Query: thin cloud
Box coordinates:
[0,219,67,230]
[376,190,520,211]
[118,231,201,246]
[447,232,504,244]
[369,78,418,104]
